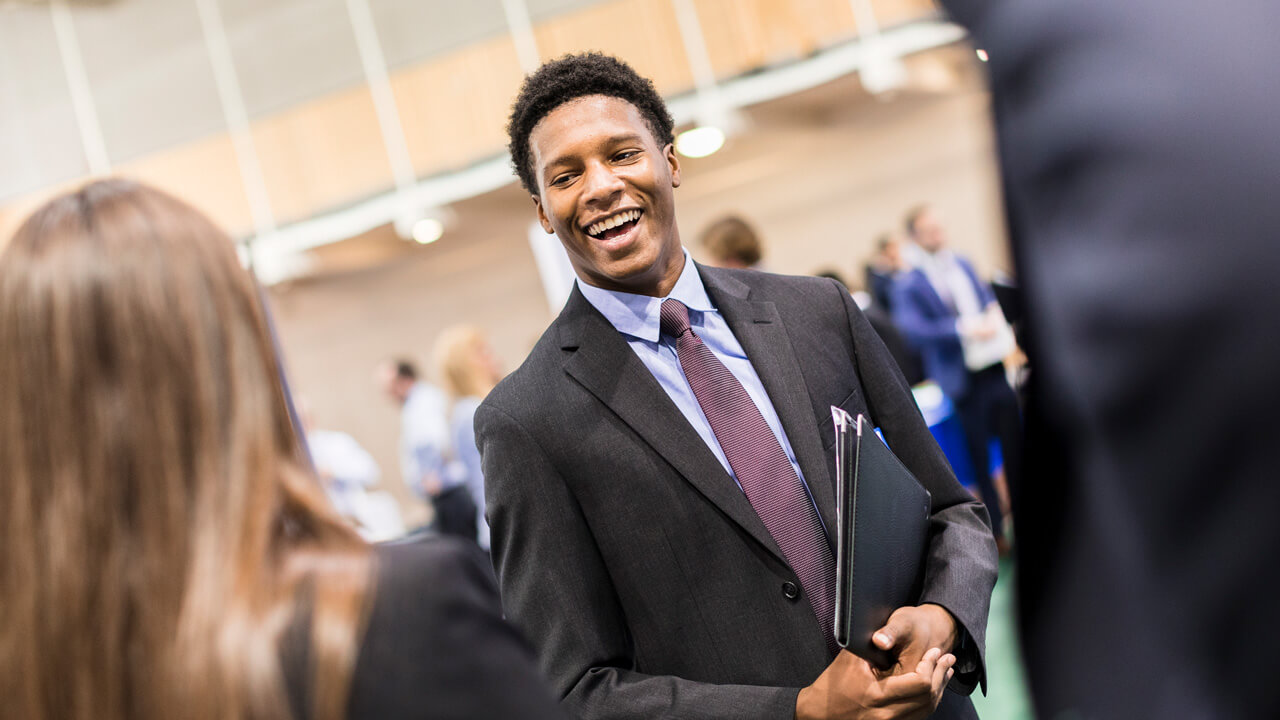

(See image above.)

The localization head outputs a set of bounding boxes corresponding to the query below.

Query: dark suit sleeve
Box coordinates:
[829,278,999,693]
[476,402,802,720]
[346,539,567,720]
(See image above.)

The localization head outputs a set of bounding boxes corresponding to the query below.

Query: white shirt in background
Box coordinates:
[399,382,465,496]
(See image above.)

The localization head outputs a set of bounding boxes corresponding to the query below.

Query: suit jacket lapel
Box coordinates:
[911,268,957,317]
[557,285,788,566]
[699,266,840,543]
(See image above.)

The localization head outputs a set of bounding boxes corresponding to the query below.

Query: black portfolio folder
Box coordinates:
[831,408,932,667]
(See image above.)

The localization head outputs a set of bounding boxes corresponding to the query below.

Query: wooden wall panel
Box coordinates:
[116,134,256,236]
[856,0,941,32]
[392,36,526,175]
[693,0,855,77]
[533,0,696,96]
[252,86,395,226]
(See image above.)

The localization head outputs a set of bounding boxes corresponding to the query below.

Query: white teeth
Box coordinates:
[588,210,640,237]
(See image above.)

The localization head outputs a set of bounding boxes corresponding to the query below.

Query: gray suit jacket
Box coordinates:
[476,265,997,719]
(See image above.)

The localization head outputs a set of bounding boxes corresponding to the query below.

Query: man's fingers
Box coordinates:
[914,647,941,678]
[878,647,941,703]
[930,653,956,702]
[873,607,915,650]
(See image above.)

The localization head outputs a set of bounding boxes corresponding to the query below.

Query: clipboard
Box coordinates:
[831,408,931,667]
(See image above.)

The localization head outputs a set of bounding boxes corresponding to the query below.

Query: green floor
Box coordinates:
[969,557,1034,720]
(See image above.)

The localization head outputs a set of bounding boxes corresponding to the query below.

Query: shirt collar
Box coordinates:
[576,249,715,343]
[918,248,958,272]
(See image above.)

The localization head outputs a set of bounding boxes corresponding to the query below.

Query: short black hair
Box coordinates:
[814,269,848,286]
[507,52,675,195]
[393,359,418,381]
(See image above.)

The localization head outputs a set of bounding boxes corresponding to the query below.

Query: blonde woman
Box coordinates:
[434,326,503,550]
[0,179,562,720]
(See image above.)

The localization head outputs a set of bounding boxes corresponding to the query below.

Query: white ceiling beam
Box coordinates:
[194,0,277,240]
[49,0,110,175]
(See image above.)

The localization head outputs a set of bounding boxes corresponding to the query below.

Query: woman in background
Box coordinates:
[433,326,503,551]
[0,179,562,720]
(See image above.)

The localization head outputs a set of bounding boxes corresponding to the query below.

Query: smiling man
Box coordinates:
[476,53,997,720]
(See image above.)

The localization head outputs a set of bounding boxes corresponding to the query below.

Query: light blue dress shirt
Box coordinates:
[577,250,822,520]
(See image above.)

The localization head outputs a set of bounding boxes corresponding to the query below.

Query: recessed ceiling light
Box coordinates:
[675,126,725,158]
[412,218,443,244]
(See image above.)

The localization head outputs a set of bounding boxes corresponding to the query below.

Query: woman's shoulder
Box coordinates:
[360,536,504,654]
[373,535,490,599]
[347,536,563,719]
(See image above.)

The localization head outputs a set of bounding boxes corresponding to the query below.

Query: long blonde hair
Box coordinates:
[0,179,371,720]
[433,325,500,402]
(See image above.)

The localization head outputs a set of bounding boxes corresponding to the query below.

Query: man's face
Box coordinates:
[913,209,948,253]
[884,238,904,270]
[375,363,411,406]
[529,95,683,297]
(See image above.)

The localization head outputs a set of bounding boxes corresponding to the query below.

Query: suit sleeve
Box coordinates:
[476,402,802,720]
[830,278,999,694]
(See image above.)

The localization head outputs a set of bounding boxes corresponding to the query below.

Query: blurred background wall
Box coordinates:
[1,0,1005,517]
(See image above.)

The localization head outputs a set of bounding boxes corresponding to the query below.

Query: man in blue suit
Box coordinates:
[892,205,1022,551]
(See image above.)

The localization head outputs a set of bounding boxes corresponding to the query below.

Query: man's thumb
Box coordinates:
[873,614,909,650]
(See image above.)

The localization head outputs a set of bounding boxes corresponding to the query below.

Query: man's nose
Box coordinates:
[581,161,624,206]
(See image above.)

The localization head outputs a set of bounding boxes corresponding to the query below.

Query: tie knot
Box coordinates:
[659,298,691,339]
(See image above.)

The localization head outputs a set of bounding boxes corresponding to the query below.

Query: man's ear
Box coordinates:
[532,194,555,234]
[665,143,682,188]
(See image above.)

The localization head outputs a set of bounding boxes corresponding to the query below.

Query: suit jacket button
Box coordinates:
[782,582,800,600]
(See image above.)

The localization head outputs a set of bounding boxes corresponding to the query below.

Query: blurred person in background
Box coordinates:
[299,396,406,542]
[0,179,564,720]
[892,204,1021,552]
[698,214,765,270]
[940,0,1280,716]
[377,358,478,543]
[433,325,504,551]
[865,232,909,313]
[479,52,995,720]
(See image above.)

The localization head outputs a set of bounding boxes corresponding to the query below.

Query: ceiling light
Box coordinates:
[860,48,908,96]
[975,49,989,62]
[411,217,444,244]
[675,126,725,158]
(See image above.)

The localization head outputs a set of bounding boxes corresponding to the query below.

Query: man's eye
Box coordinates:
[614,150,639,162]
[550,174,574,187]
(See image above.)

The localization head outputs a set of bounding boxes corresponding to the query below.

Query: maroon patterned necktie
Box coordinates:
[660,298,837,654]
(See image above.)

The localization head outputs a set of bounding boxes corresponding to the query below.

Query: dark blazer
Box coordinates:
[283,537,565,720]
[476,264,998,719]
[891,261,995,400]
[863,303,926,387]
[940,1,1280,717]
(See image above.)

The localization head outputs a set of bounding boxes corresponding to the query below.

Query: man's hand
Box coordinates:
[872,604,959,677]
[795,647,954,720]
